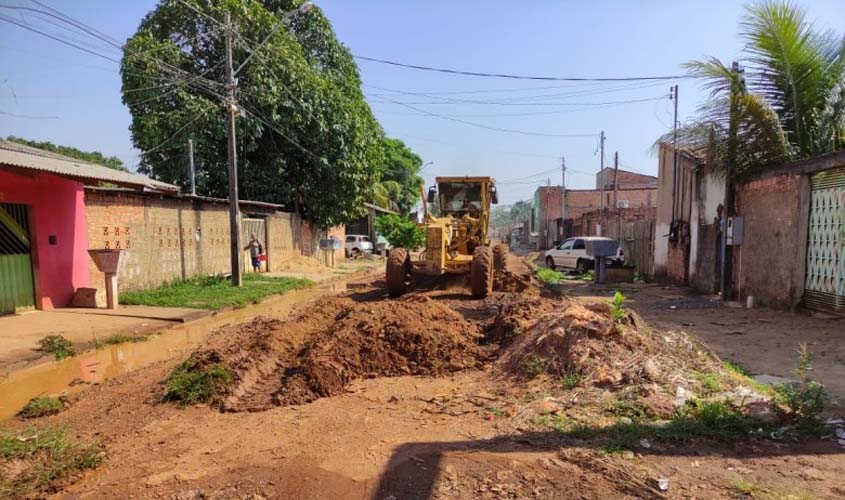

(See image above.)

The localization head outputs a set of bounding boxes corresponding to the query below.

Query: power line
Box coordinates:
[373,94,597,138]
[0,14,119,62]
[0,109,59,119]
[355,55,692,82]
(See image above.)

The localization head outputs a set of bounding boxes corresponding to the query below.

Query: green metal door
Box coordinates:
[0,203,35,314]
[804,168,845,315]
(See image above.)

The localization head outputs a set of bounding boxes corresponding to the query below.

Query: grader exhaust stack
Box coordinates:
[386,176,507,298]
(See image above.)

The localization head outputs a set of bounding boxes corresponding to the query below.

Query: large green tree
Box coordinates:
[373,138,423,215]
[6,136,127,171]
[666,1,845,178]
[121,0,384,226]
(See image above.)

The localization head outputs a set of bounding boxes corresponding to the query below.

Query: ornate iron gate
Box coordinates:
[0,203,35,314]
[804,167,845,315]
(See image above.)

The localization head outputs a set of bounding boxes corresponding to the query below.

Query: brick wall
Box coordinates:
[566,188,656,221]
[596,168,658,190]
[732,173,807,308]
[84,189,342,291]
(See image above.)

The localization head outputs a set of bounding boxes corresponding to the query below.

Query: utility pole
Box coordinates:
[560,156,566,240]
[720,62,742,301]
[224,11,242,287]
[546,178,552,249]
[598,130,605,235]
[670,84,679,230]
[613,151,619,209]
[187,139,196,196]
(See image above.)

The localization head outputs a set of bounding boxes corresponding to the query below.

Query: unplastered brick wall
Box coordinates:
[84,189,327,291]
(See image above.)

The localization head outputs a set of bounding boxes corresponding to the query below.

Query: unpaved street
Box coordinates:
[3,254,845,500]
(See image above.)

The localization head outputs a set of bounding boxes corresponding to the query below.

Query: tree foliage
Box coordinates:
[121,0,384,226]
[5,136,127,171]
[662,1,844,178]
[375,214,425,250]
[489,200,532,235]
[373,138,424,215]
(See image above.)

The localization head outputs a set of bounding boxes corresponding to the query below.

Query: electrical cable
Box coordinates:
[354,54,693,82]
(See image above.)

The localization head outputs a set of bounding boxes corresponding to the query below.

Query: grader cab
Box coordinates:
[386,176,507,298]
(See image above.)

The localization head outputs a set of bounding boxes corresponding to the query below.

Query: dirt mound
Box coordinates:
[177,294,486,411]
[498,300,713,387]
[487,296,557,344]
[493,269,539,295]
[274,294,484,405]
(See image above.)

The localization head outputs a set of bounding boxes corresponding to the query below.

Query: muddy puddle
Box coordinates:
[0,281,349,422]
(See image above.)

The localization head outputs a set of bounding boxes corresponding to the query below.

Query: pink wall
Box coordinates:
[0,169,90,309]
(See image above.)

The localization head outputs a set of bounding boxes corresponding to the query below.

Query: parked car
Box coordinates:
[544,236,623,274]
[345,234,373,258]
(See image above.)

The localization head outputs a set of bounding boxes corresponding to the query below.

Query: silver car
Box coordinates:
[345,234,373,258]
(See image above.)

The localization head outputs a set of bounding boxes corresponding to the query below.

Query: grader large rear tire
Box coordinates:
[386,248,409,297]
[493,243,508,272]
[470,246,494,298]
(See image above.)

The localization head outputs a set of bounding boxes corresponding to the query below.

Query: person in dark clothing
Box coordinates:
[244,233,264,272]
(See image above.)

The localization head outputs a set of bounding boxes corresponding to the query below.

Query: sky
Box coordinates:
[1,0,844,205]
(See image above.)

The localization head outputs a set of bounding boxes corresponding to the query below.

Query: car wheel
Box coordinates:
[351,248,362,259]
[545,256,556,270]
[576,259,588,275]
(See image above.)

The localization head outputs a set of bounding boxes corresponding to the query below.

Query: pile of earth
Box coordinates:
[175,294,486,411]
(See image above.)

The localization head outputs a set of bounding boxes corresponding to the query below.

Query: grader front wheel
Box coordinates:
[386,248,410,297]
[493,243,508,272]
[470,246,494,298]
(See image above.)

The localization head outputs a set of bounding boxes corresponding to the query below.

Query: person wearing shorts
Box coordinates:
[244,233,264,272]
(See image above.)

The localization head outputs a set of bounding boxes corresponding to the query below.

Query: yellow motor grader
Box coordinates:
[386,176,507,298]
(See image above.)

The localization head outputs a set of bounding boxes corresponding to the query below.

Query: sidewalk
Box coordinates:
[0,305,209,371]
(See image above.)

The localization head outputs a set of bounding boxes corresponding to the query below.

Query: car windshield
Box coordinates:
[438,182,482,214]
[361,236,371,242]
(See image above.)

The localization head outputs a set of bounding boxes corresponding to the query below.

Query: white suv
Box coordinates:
[345,234,373,258]
[544,236,624,274]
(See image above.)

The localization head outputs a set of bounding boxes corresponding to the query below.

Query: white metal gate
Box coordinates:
[804,167,845,315]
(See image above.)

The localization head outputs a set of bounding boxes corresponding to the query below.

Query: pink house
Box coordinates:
[0,140,177,313]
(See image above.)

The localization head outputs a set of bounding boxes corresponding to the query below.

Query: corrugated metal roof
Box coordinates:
[0,139,179,192]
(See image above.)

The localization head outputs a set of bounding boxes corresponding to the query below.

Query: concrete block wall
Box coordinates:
[85,190,345,291]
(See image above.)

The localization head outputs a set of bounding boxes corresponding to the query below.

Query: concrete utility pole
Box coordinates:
[224,11,242,286]
[720,62,742,301]
[598,130,605,235]
[613,151,619,209]
[560,156,566,240]
[546,178,552,249]
[670,84,679,228]
[187,139,196,196]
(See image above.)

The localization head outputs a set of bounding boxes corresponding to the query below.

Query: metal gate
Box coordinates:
[241,217,267,272]
[0,203,35,314]
[804,167,845,315]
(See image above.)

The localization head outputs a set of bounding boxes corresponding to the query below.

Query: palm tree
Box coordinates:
[664,1,844,178]
[372,179,403,212]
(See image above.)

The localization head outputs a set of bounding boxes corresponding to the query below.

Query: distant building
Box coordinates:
[533,168,658,249]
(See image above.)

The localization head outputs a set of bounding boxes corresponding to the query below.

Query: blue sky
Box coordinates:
[1,0,843,204]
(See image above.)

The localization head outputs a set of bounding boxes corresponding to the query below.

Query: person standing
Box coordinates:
[244,233,264,272]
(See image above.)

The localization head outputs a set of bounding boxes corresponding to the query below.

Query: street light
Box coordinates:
[421,161,434,171]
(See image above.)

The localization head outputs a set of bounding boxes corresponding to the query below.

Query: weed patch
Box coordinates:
[120,273,312,310]
[609,291,626,322]
[696,372,722,394]
[0,426,103,499]
[560,372,584,390]
[100,334,148,346]
[772,344,829,427]
[17,397,64,419]
[520,355,550,378]
[37,335,74,360]
[536,268,564,285]
[164,358,234,405]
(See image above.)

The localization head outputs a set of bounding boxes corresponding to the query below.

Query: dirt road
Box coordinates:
[3,252,844,500]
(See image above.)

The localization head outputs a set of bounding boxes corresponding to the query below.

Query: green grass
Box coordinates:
[696,372,723,394]
[100,334,148,346]
[0,426,103,500]
[120,273,313,310]
[17,396,64,419]
[535,267,564,285]
[164,358,234,405]
[520,355,550,378]
[560,372,584,390]
[37,335,75,360]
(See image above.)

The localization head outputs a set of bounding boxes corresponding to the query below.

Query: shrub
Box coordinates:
[375,214,425,250]
[535,268,563,284]
[772,344,829,425]
[37,335,75,360]
[560,372,584,390]
[18,396,64,419]
[164,359,234,405]
[520,355,550,378]
[609,291,626,322]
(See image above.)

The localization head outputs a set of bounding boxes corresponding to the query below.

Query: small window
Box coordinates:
[573,239,585,250]
[560,239,574,250]
[361,236,371,242]
[346,236,356,242]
